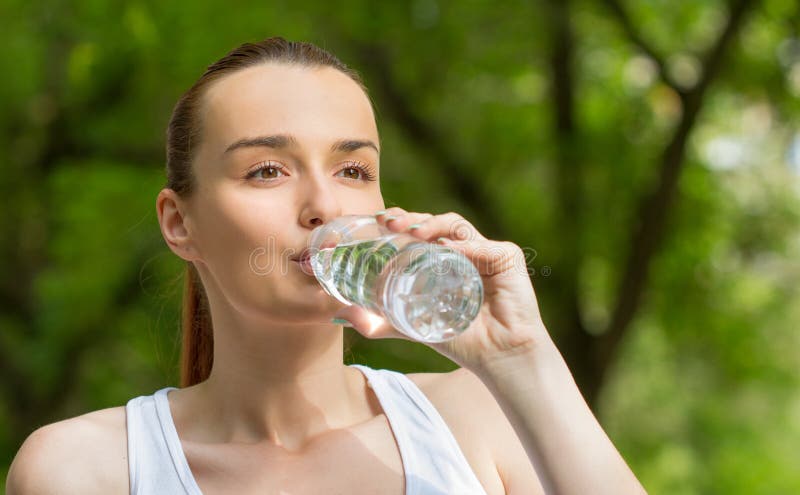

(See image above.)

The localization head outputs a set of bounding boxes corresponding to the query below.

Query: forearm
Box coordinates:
[475,335,647,495]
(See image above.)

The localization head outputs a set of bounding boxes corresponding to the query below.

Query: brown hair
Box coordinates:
[165,36,372,387]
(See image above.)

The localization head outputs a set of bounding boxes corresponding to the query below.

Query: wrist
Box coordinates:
[475,332,568,389]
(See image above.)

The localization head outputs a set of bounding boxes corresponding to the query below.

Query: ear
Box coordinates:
[156,188,201,262]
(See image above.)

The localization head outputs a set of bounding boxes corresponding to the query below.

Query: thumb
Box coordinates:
[333,305,412,341]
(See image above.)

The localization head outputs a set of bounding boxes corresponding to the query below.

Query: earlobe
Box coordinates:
[156,188,199,262]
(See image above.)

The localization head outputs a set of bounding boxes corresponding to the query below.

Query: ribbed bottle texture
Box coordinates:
[308,215,483,342]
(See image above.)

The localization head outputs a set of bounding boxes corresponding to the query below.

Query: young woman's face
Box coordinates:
[186,63,384,323]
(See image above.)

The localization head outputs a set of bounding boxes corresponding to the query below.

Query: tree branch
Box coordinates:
[348,42,506,240]
[600,0,684,93]
[599,0,758,365]
[543,0,603,405]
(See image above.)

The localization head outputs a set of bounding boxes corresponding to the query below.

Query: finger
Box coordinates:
[375,206,407,218]
[436,237,528,278]
[374,206,408,222]
[333,305,414,342]
[375,208,434,231]
[399,212,487,243]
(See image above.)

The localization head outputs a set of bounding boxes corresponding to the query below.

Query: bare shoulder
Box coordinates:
[6,406,129,495]
[406,367,505,422]
[406,368,545,495]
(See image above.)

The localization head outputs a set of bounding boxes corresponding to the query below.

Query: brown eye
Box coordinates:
[247,163,286,180]
[341,167,361,180]
[336,162,377,182]
[258,167,281,179]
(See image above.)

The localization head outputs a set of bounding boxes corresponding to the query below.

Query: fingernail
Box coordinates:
[436,236,450,244]
[384,215,398,223]
[408,223,422,231]
[374,210,387,216]
[331,318,352,326]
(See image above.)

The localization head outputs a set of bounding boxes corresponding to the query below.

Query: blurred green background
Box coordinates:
[2,0,799,493]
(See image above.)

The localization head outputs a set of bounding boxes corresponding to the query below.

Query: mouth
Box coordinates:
[291,247,313,263]
[291,247,316,277]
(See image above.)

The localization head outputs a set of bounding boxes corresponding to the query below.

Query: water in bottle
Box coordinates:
[308,215,483,342]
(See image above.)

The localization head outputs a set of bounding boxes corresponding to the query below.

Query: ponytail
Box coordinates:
[180,262,214,387]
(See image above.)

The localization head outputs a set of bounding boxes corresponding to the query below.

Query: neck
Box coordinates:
[175,284,370,452]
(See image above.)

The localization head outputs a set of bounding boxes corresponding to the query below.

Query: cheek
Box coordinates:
[194,188,288,280]
[192,189,302,316]
[339,187,384,215]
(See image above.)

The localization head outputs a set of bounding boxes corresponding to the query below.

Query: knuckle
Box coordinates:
[479,241,522,275]
[449,221,473,240]
[502,240,523,256]
[441,213,474,240]
[412,212,433,222]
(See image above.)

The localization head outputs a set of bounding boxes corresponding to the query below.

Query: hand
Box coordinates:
[332,207,552,374]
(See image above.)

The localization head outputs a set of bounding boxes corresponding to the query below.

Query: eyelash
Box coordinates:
[245,161,377,183]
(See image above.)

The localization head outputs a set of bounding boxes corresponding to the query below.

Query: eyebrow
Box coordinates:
[222,134,380,156]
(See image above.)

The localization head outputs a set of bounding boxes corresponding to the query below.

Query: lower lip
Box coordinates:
[293,257,314,275]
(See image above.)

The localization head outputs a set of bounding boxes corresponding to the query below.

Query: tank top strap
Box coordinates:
[127,368,488,495]
[126,387,200,495]
[349,364,488,495]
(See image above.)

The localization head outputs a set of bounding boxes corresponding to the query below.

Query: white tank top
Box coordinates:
[125,363,489,494]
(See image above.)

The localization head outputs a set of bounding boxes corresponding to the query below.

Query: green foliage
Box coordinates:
[2,0,799,493]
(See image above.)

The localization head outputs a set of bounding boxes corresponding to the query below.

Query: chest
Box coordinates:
[181,413,503,495]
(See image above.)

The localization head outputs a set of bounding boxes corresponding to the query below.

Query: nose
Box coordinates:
[298,171,342,230]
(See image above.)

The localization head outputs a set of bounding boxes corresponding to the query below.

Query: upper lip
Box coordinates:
[292,247,312,262]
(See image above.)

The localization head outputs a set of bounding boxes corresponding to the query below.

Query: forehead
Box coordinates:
[200,63,378,153]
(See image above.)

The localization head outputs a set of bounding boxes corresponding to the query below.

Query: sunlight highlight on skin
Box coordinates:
[365,311,386,336]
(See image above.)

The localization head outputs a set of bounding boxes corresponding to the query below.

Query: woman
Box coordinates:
[7,37,646,495]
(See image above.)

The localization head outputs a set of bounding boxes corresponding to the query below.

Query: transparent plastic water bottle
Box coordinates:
[308,214,483,343]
